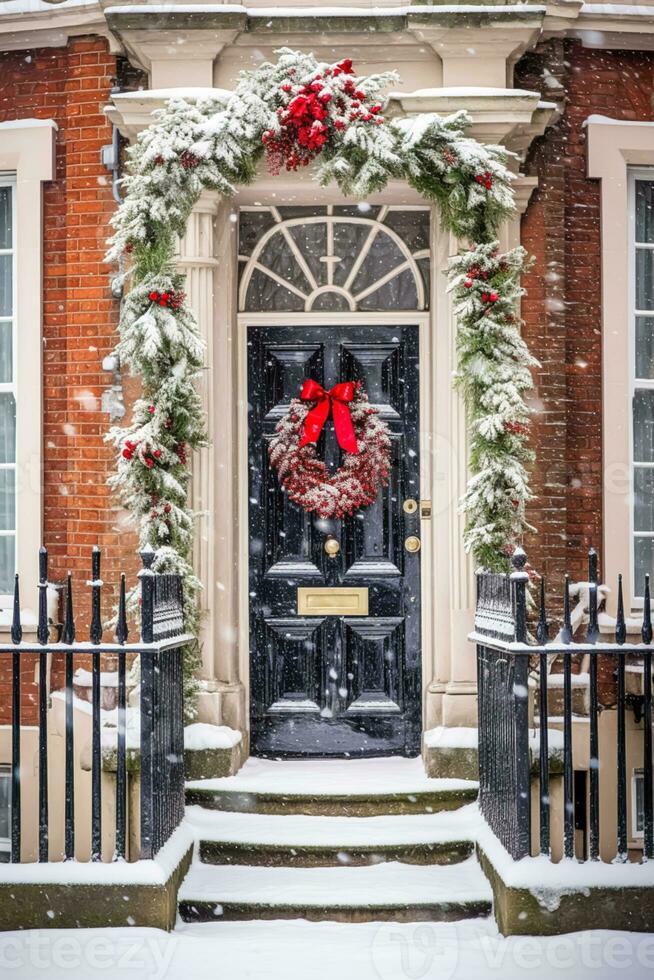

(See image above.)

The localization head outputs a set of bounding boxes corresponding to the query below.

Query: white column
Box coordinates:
[178,194,246,733]
[427,224,477,731]
[178,194,221,721]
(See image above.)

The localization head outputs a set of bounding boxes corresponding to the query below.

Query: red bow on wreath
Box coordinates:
[298,379,359,454]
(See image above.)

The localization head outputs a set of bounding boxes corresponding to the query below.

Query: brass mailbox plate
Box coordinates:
[298,587,369,616]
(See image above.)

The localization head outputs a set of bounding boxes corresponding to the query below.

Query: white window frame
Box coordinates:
[628,169,654,600]
[588,119,654,612]
[0,175,17,603]
[0,119,56,612]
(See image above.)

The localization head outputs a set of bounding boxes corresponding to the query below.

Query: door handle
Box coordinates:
[404,535,421,554]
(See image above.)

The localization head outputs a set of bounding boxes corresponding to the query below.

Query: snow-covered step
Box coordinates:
[177,855,493,923]
[186,757,478,816]
[186,803,480,866]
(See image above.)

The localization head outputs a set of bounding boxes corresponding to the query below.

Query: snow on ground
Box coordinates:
[2,920,654,980]
[186,755,477,795]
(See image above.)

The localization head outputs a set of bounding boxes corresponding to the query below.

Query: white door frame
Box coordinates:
[236,310,434,725]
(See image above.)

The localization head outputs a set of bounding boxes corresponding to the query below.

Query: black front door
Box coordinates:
[247,324,421,757]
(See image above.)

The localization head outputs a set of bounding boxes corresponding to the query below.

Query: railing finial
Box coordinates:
[11,574,22,646]
[62,572,75,645]
[510,547,529,644]
[90,547,102,645]
[116,573,129,645]
[139,546,155,644]
[615,573,626,646]
[588,547,598,584]
[561,574,573,644]
[587,546,599,645]
[643,574,653,646]
[37,547,48,647]
[536,575,549,644]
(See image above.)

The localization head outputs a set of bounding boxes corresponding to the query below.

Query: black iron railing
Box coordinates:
[6,546,193,863]
[473,548,654,863]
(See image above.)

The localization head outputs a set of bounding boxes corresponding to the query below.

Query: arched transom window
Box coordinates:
[238,205,430,313]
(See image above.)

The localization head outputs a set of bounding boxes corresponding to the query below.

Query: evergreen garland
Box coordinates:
[107,49,536,712]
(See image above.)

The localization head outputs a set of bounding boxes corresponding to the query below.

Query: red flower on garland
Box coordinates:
[262,57,385,174]
[475,171,493,190]
[268,385,391,519]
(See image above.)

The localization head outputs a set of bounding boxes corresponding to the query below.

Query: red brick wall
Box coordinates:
[517,40,654,593]
[0,37,138,722]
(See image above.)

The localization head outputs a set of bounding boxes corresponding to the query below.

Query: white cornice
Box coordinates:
[0,1,119,51]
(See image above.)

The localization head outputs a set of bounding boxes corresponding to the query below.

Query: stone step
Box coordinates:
[186,756,478,816]
[186,804,479,867]
[177,856,493,923]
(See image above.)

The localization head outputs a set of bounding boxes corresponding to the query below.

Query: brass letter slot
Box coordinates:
[297,587,369,616]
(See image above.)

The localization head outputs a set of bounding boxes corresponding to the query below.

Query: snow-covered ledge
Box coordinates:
[387,87,558,158]
[107,86,558,156]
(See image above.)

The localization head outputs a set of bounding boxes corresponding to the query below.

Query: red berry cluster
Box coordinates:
[475,171,494,190]
[121,439,162,468]
[463,265,498,305]
[148,289,185,310]
[180,151,199,170]
[504,420,529,436]
[122,439,139,461]
[150,498,173,520]
[262,58,384,174]
[175,442,187,465]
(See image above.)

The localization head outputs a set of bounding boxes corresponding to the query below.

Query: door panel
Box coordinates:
[248,323,421,757]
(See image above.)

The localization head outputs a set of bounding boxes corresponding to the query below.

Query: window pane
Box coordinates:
[636,181,654,244]
[633,389,654,462]
[634,537,654,595]
[244,269,304,312]
[0,187,11,250]
[0,323,12,384]
[0,536,15,592]
[636,317,654,379]
[258,234,311,295]
[0,256,11,318]
[383,209,430,252]
[351,232,405,297]
[311,291,350,312]
[359,268,419,312]
[0,471,16,532]
[634,469,654,531]
[0,394,16,465]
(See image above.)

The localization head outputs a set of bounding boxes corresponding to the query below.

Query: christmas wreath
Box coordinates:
[269,381,391,519]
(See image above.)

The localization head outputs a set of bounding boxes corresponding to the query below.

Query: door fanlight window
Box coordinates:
[238,205,430,313]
